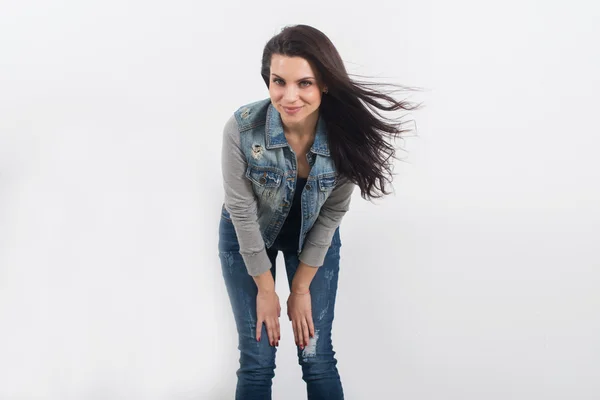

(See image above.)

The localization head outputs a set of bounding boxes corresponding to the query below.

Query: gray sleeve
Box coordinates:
[221,114,272,277]
[298,176,355,267]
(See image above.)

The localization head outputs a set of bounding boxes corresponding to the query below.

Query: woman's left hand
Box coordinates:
[287,290,314,349]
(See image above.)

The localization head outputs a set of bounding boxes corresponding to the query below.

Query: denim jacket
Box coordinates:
[221,98,355,276]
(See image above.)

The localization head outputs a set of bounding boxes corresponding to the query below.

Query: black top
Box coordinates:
[275,177,308,246]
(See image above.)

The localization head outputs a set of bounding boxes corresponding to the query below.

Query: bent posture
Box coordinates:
[218,24,420,400]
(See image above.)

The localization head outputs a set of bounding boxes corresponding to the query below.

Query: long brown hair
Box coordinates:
[261,24,423,200]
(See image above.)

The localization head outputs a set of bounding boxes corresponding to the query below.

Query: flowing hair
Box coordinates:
[260,24,424,200]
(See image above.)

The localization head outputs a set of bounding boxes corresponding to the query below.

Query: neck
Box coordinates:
[282,109,319,139]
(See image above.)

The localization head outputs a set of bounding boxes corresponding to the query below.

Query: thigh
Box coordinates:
[218,213,279,282]
[218,216,279,358]
[283,227,342,326]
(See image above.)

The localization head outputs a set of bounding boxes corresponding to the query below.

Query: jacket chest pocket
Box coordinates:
[245,164,284,202]
[317,174,336,191]
[315,173,337,206]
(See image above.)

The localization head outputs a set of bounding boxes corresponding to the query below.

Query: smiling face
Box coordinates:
[268,54,326,130]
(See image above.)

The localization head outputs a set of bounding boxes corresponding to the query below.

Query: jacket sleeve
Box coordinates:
[221,114,272,276]
[298,175,356,267]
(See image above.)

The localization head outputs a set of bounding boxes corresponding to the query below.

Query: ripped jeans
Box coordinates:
[218,213,344,400]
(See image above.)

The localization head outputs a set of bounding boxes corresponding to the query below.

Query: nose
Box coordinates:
[282,85,299,102]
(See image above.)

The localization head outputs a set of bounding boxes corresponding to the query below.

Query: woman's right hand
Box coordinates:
[256,289,281,346]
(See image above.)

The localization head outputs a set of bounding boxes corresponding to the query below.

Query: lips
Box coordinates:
[282,106,303,115]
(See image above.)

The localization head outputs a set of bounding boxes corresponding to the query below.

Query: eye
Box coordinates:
[273,78,284,85]
[300,81,312,87]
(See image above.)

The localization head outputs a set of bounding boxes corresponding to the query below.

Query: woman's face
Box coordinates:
[268,54,326,127]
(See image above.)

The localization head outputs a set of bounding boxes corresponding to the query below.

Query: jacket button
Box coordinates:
[305,184,311,190]
[259,177,266,184]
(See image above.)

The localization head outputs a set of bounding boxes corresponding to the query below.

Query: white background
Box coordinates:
[1,1,599,399]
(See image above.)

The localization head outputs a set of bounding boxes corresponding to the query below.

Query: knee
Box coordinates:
[300,356,340,383]
[297,330,339,375]
[238,356,276,382]
[238,341,276,380]
[237,364,275,382]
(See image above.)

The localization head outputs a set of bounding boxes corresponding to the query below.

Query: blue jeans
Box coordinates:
[218,212,345,400]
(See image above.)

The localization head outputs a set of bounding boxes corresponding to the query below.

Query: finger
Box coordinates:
[291,319,297,346]
[296,319,305,349]
[267,322,275,346]
[275,319,281,344]
[256,319,263,342]
[307,314,315,338]
[301,319,310,347]
[292,319,299,347]
[270,318,278,346]
[272,318,279,346]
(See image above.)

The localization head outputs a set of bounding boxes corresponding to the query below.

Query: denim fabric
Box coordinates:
[222,99,355,276]
[218,211,345,400]
[234,99,338,254]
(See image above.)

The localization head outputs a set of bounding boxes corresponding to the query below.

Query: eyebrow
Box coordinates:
[271,73,315,82]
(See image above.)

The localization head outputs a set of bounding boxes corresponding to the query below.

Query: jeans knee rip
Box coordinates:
[302,329,319,360]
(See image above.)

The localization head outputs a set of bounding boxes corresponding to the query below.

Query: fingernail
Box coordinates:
[257,337,260,342]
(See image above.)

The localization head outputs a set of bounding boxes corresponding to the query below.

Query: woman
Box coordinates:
[218,24,420,400]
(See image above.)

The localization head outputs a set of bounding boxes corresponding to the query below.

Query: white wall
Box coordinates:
[1,0,598,399]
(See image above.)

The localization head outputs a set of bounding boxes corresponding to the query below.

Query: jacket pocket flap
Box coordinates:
[246,165,283,188]
[317,174,337,191]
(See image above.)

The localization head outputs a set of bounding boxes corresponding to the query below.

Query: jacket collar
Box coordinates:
[264,102,331,157]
